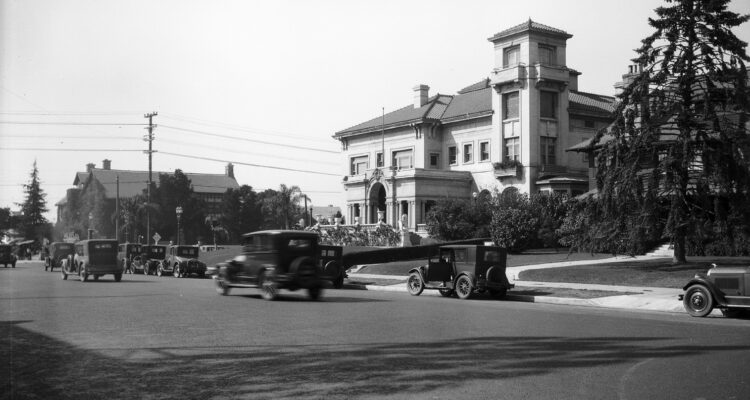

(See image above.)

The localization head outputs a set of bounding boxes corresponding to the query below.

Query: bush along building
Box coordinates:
[333,20,615,231]
[55,160,239,242]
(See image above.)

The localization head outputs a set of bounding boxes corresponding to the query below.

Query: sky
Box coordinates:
[2,0,749,223]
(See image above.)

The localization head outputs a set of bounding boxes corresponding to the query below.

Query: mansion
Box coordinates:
[334,20,616,229]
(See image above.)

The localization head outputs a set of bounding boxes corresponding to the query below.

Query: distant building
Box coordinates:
[333,20,615,229]
[55,160,239,237]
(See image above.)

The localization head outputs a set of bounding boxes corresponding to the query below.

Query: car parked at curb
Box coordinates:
[140,245,167,275]
[118,243,142,274]
[163,245,207,278]
[680,263,750,317]
[61,239,122,282]
[214,230,325,300]
[406,244,513,300]
[45,242,75,271]
[1,244,18,268]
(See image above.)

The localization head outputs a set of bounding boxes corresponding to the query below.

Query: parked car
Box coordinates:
[61,239,122,282]
[319,245,346,289]
[680,263,750,317]
[406,245,513,300]
[0,244,17,268]
[214,230,325,300]
[45,242,75,271]
[140,245,167,275]
[118,243,142,274]
[163,245,207,278]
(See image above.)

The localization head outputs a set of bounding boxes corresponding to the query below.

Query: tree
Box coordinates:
[592,0,750,262]
[18,161,50,241]
[220,185,264,242]
[425,197,490,240]
[264,184,302,229]
[150,170,207,244]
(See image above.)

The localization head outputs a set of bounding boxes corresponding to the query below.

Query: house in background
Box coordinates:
[55,159,239,239]
[333,20,616,229]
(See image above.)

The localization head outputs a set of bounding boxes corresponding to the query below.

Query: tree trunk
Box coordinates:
[672,233,687,264]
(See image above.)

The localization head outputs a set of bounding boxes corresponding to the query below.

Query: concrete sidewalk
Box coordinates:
[345,256,696,315]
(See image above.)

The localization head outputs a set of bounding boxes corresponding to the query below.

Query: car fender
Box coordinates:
[456,271,476,285]
[408,266,427,281]
[683,274,727,306]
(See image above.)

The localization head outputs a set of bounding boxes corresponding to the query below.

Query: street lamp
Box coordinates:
[88,212,94,239]
[175,206,183,245]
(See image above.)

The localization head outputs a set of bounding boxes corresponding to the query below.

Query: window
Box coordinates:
[538,44,556,65]
[479,141,490,162]
[392,149,413,170]
[504,137,520,161]
[503,92,519,120]
[376,152,384,168]
[350,155,368,175]
[540,136,556,165]
[463,143,473,163]
[540,91,557,119]
[503,45,520,68]
[429,153,440,168]
[448,146,457,166]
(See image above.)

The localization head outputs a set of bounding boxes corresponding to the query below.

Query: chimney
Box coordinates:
[102,159,111,170]
[225,162,235,178]
[413,84,429,108]
[86,163,95,173]
[614,64,642,96]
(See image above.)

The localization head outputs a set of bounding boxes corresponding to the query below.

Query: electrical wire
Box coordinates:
[159,151,341,176]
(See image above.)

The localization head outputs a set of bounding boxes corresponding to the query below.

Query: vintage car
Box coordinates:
[61,239,122,282]
[0,244,17,268]
[140,245,167,275]
[406,245,513,300]
[319,245,346,289]
[118,243,143,274]
[214,230,325,300]
[680,263,750,317]
[162,245,207,278]
[45,242,75,271]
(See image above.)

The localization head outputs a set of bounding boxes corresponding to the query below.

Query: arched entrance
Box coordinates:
[369,183,387,223]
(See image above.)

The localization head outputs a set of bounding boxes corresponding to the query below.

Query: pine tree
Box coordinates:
[593,0,750,262]
[19,160,49,240]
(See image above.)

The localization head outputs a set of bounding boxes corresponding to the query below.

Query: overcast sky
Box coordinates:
[2,0,749,222]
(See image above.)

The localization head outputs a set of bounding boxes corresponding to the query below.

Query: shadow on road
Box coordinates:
[3,320,750,399]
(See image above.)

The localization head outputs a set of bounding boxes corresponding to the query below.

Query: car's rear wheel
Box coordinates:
[215,275,231,295]
[455,275,473,300]
[173,265,181,278]
[684,284,714,317]
[406,272,424,296]
[260,271,277,301]
[157,265,164,277]
[114,273,122,282]
[333,273,345,289]
[79,265,88,282]
[61,268,68,280]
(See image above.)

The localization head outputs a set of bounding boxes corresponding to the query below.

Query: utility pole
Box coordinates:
[115,175,120,242]
[144,111,158,244]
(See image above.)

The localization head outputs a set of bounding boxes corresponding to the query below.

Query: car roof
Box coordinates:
[242,230,319,238]
[77,239,118,244]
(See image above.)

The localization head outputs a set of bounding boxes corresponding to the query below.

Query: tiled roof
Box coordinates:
[568,90,616,117]
[457,78,490,94]
[334,94,452,136]
[82,168,239,199]
[488,19,572,42]
[441,86,492,121]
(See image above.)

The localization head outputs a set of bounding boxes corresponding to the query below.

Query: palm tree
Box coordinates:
[275,184,301,229]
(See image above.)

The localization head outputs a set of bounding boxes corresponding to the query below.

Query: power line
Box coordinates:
[2,135,136,140]
[0,121,146,126]
[159,124,338,154]
[0,147,142,151]
[159,151,340,177]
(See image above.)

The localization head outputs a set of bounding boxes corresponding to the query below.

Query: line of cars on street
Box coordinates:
[42,240,208,282]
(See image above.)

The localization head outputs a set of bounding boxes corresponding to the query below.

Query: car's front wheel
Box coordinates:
[215,276,231,295]
[79,265,88,282]
[406,272,424,296]
[684,284,714,317]
[308,286,322,300]
[114,273,122,282]
[173,264,181,278]
[455,275,473,300]
[259,271,278,301]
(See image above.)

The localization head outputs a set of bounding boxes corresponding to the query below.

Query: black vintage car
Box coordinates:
[140,245,167,275]
[0,244,17,268]
[214,230,325,300]
[163,245,206,278]
[319,245,346,289]
[406,245,514,300]
[45,242,75,271]
[118,243,142,274]
[680,263,750,317]
[61,239,121,282]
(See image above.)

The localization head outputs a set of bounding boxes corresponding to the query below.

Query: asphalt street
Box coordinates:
[2,261,750,400]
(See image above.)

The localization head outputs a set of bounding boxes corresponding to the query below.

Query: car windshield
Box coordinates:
[56,244,73,251]
[484,250,501,262]
[90,242,116,253]
[176,247,198,257]
[149,247,165,256]
[287,238,313,250]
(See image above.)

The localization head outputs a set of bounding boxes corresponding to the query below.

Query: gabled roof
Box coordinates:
[80,168,239,199]
[488,19,572,42]
[334,94,452,137]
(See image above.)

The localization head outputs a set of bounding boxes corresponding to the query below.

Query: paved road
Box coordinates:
[2,261,750,400]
